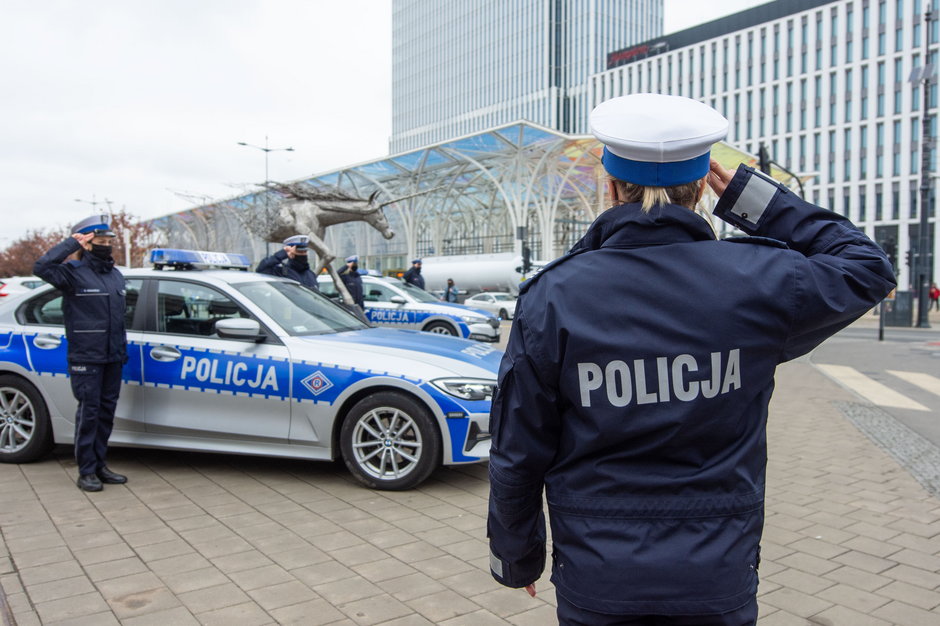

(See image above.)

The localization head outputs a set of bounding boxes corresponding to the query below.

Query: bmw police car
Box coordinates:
[318,275,500,342]
[0,249,500,490]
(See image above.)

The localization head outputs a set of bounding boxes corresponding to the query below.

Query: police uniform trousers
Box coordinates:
[556,594,758,626]
[69,361,123,476]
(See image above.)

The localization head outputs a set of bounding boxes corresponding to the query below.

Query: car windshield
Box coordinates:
[235,281,368,336]
[397,281,441,303]
[492,294,514,301]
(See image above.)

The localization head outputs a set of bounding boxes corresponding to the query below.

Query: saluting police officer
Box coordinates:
[256,235,319,290]
[486,94,896,625]
[338,254,365,309]
[34,215,129,492]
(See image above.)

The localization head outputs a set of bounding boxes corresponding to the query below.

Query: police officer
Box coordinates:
[402,258,424,289]
[486,94,896,625]
[34,215,129,492]
[338,254,364,309]
[256,235,319,290]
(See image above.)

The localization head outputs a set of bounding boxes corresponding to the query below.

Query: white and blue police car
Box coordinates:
[0,249,500,490]
[318,275,501,342]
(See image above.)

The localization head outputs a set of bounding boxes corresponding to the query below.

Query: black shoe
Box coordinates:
[96,466,127,485]
[77,474,103,492]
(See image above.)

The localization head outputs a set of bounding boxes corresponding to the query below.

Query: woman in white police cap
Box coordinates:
[486,94,895,625]
[256,234,320,291]
[34,215,129,492]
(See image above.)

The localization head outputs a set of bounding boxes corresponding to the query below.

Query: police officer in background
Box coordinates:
[256,235,319,291]
[486,94,895,625]
[34,215,129,492]
[338,254,364,309]
[402,258,424,289]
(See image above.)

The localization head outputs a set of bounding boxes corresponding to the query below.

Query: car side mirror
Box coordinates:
[215,318,265,342]
[390,295,407,305]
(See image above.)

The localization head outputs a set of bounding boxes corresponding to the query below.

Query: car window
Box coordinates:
[19,289,64,326]
[235,280,367,336]
[493,294,514,301]
[124,279,143,328]
[156,280,249,337]
[364,281,399,303]
[398,281,440,303]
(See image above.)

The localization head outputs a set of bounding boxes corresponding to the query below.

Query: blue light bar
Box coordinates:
[150,248,251,271]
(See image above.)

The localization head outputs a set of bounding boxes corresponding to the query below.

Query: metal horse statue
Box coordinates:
[263,182,395,306]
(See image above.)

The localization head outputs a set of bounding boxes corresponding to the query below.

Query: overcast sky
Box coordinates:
[0,0,767,246]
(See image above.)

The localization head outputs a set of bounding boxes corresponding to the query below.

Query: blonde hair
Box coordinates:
[609,176,705,212]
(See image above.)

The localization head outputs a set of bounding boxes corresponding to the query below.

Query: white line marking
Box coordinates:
[887,370,940,398]
[816,364,930,411]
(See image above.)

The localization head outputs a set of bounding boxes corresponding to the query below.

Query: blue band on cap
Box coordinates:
[602,147,711,187]
[77,223,109,234]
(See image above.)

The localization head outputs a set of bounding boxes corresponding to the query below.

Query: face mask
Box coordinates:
[90,244,113,260]
[349,263,359,272]
[289,256,310,271]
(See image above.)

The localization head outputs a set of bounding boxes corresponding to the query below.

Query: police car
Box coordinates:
[318,275,500,342]
[0,249,500,490]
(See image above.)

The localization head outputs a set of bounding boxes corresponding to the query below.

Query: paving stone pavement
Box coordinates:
[1,356,939,624]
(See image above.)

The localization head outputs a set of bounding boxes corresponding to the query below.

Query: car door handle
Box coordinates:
[32,335,62,350]
[150,346,182,362]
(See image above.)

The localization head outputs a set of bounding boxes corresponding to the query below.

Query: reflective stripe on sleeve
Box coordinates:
[728,171,779,228]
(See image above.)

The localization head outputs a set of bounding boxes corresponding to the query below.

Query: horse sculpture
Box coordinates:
[262,182,395,306]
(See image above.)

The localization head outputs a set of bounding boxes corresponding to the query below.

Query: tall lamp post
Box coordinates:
[911,11,936,328]
[237,137,294,255]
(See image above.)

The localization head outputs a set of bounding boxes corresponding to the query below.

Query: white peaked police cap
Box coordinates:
[590,93,729,187]
[283,235,309,248]
[72,214,115,237]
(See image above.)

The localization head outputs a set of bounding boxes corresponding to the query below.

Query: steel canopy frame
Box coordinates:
[151,121,793,269]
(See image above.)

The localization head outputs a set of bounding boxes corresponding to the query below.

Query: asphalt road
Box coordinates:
[808,323,940,447]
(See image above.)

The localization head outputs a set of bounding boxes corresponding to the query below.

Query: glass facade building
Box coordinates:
[390,0,663,153]
[591,0,938,291]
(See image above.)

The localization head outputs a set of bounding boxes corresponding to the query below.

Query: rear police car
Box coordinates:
[0,249,499,490]
[319,275,500,342]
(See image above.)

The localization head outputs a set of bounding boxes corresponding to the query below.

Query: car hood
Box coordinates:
[290,327,502,379]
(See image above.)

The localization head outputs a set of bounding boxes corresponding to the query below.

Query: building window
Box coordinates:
[892,185,900,220]
[875,187,883,221]
[910,181,918,219]
[859,190,867,222]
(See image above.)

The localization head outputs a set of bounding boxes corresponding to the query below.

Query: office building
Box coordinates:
[391,0,662,153]
[590,0,938,292]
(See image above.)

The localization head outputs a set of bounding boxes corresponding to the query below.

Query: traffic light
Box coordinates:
[758,144,772,174]
[906,249,915,267]
[881,238,897,269]
[522,246,532,274]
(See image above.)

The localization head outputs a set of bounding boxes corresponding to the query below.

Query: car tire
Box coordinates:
[0,375,53,464]
[423,321,458,336]
[340,391,441,490]
[498,308,509,320]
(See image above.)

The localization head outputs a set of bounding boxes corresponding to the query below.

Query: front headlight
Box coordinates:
[432,378,497,401]
[458,314,484,323]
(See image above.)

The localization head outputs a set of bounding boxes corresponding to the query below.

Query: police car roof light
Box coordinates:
[150,248,251,271]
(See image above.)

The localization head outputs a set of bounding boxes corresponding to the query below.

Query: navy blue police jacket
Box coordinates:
[256,250,320,290]
[34,239,127,364]
[487,166,896,615]
[339,267,365,308]
[403,267,425,290]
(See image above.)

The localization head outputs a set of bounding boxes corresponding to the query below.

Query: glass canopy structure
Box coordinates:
[151,121,795,271]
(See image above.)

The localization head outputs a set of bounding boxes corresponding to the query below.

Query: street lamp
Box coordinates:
[236,136,294,185]
[910,10,936,328]
[238,136,295,255]
[74,196,114,215]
